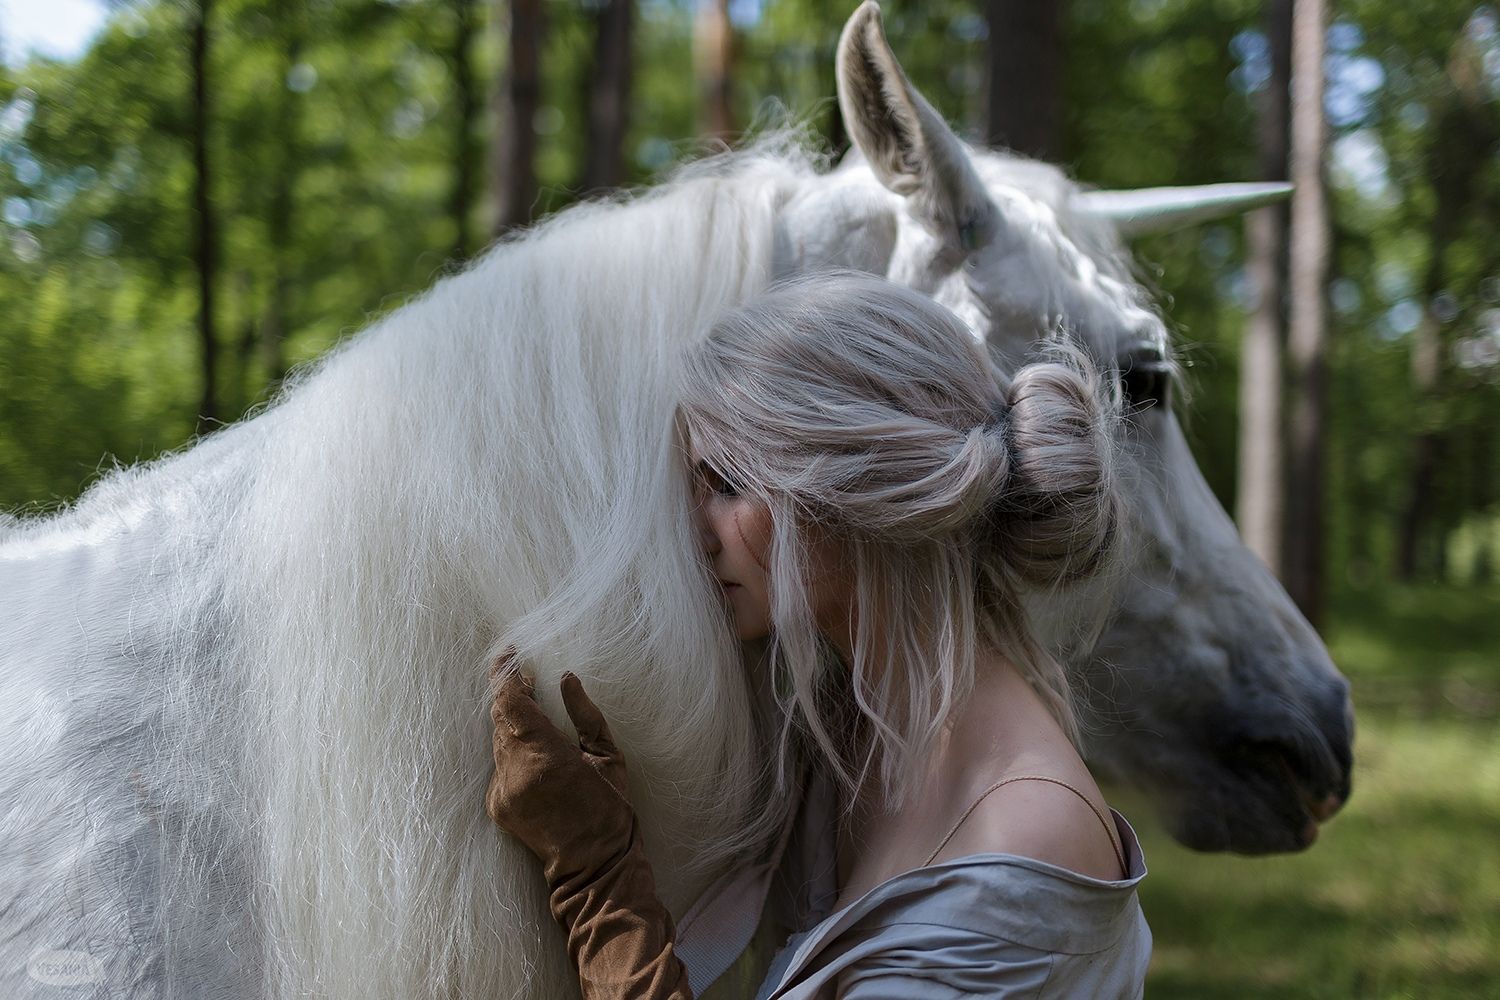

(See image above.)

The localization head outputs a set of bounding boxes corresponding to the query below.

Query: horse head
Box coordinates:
[779,1,1352,853]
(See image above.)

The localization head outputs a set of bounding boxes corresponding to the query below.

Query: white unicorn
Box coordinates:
[0,4,1351,998]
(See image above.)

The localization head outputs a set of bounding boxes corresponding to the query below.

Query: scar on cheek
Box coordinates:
[734,509,770,573]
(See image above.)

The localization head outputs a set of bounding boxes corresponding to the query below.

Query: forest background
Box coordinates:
[1,0,1497,996]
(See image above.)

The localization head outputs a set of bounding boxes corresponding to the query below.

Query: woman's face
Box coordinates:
[689,441,774,641]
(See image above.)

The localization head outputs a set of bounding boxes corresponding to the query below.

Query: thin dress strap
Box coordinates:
[921,774,1128,877]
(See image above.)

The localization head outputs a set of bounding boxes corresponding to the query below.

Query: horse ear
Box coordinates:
[835,1,988,243]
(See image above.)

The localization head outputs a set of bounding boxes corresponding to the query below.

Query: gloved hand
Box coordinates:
[486,653,695,1000]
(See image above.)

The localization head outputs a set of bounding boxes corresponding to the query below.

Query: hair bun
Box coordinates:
[990,345,1120,587]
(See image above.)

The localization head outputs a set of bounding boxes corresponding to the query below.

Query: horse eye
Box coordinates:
[1120,363,1172,409]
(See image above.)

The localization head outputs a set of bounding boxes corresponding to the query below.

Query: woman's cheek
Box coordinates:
[732,502,773,574]
[733,577,774,641]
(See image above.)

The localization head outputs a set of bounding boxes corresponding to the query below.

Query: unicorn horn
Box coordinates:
[1074,182,1294,237]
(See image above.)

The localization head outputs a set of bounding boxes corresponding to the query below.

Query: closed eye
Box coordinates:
[696,460,741,498]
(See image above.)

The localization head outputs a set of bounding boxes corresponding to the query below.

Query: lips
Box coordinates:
[1275,751,1346,848]
[1209,737,1349,852]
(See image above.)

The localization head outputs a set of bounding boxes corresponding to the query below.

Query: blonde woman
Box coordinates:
[485,271,1151,998]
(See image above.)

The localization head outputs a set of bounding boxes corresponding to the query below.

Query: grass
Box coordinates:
[1130,582,1500,999]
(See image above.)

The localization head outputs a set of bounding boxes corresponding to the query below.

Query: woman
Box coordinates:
[485,271,1150,998]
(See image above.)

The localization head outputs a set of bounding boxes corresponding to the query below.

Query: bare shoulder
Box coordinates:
[932,776,1126,881]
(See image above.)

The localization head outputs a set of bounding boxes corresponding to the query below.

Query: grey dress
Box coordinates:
[676,773,1151,999]
[751,807,1151,998]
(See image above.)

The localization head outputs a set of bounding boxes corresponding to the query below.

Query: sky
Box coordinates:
[1,0,107,67]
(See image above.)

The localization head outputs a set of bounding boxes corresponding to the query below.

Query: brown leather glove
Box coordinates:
[486,654,694,1000]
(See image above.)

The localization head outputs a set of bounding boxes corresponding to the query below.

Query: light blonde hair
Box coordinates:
[677,270,1121,808]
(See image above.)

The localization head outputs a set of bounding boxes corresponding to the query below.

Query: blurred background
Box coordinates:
[0,0,1496,995]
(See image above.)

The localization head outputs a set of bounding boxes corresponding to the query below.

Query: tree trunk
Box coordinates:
[694,0,734,140]
[1396,247,1452,582]
[493,0,542,234]
[191,0,218,433]
[1471,425,1494,584]
[451,0,479,256]
[1395,34,1493,579]
[580,0,633,193]
[1235,0,1292,573]
[983,0,1064,160]
[1282,0,1330,627]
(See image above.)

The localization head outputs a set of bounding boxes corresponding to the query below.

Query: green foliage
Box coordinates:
[0,0,1495,571]
[0,0,477,505]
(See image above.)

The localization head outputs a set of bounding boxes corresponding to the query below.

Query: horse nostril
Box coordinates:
[1308,792,1343,822]
[1228,732,1347,818]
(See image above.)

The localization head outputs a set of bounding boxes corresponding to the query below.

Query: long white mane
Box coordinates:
[229,147,821,997]
[1,144,815,999]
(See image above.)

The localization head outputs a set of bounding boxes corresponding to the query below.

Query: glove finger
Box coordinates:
[489,648,518,685]
[492,668,553,742]
[560,672,620,757]
[488,649,527,726]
